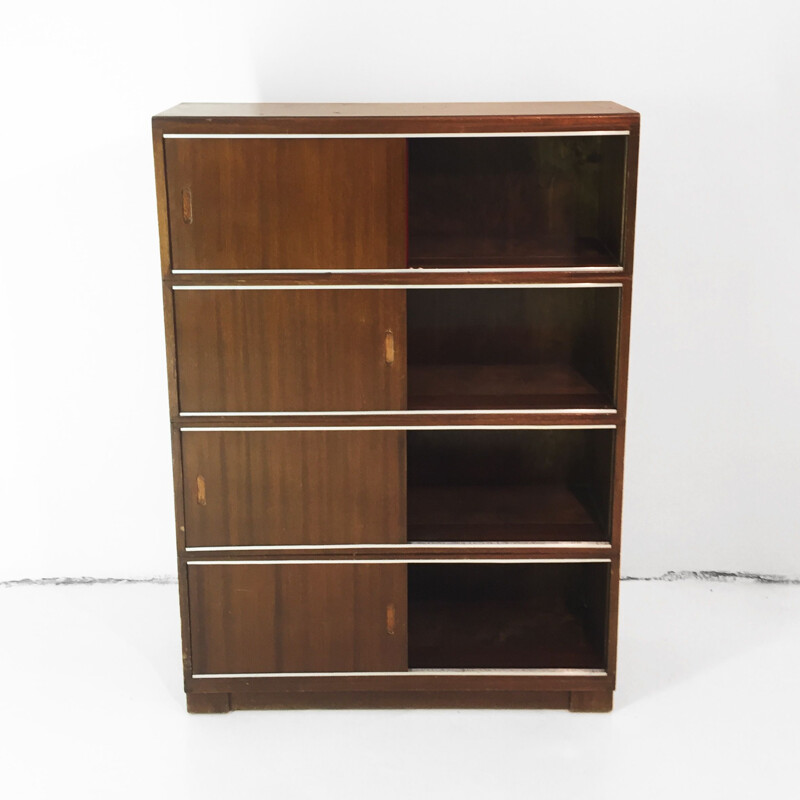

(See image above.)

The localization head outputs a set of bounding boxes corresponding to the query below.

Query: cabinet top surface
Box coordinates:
[153,102,638,134]
[155,101,636,118]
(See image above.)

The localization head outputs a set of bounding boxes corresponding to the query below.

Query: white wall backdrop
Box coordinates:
[1,0,798,580]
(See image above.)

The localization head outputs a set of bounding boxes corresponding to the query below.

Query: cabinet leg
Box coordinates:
[186,692,231,714]
[569,690,613,713]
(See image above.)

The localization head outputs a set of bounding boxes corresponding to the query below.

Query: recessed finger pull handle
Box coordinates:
[196,475,207,506]
[386,603,396,635]
[384,330,395,365]
[181,188,193,224]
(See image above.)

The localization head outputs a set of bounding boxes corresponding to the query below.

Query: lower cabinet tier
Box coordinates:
[181,428,615,547]
[186,561,610,677]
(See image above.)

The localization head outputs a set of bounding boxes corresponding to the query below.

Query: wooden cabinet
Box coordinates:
[153,102,639,713]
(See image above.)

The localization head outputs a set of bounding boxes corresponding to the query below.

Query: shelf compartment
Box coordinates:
[407,136,627,268]
[407,429,614,544]
[408,562,609,670]
[407,288,620,412]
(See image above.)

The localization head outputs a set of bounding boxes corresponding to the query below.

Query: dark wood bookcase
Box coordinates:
[152,102,639,713]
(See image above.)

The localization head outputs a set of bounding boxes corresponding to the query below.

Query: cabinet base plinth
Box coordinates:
[186,692,231,714]
[181,691,579,710]
[185,689,617,712]
[569,690,614,713]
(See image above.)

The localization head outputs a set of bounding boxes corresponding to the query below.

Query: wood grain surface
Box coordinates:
[173,288,406,412]
[165,138,406,271]
[181,429,405,547]
[188,562,407,674]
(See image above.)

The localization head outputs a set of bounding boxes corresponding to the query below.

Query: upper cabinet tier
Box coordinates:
[159,127,634,274]
[164,138,406,271]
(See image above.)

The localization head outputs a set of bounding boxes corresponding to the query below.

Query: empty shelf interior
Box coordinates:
[407,429,614,544]
[408,563,609,669]
[407,136,627,268]
[407,288,620,412]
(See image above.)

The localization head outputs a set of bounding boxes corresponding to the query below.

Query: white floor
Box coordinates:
[2,579,798,799]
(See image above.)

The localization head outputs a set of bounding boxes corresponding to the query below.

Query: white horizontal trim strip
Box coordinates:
[187,558,611,565]
[180,425,617,432]
[179,410,616,417]
[164,132,629,139]
[185,542,612,552]
[193,668,608,678]
[173,283,622,291]
[171,266,624,275]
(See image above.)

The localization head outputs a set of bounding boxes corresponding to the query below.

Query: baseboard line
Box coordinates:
[0,576,177,588]
[622,570,800,585]
[1,570,799,589]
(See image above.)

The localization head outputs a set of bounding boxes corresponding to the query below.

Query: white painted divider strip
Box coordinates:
[179,410,616,417]
[187,559,611,566]
[172,283,623,290]
[164,131,629,139]
[193,668,608,678]
[172,266,624,274]
[180,425,617,432]
[185,542,612,552]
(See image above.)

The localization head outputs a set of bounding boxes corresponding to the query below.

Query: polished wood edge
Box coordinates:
[154,101,638,118]
[162,287,180,426]
[610,421,627,555]
[569,689,614,713]
[621,122,640,275]
[153,115,638,136]
[163,271,632,286]
[179,546,619,561]
[171,412,623,428]
[186,672,612,694]
[186,691,230,714]
[615,282,633,419]
[605,561,621,682]
[176,558,194,685]
[151,127,171,276]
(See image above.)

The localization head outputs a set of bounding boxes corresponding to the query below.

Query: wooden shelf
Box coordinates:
[408,484,607,543]
[408,363,614,411]
[408,235,619,270]
[409,598,605,669]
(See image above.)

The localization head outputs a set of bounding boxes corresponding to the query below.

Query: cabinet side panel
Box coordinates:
[621,123,640,273]
[152,125,172,276]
